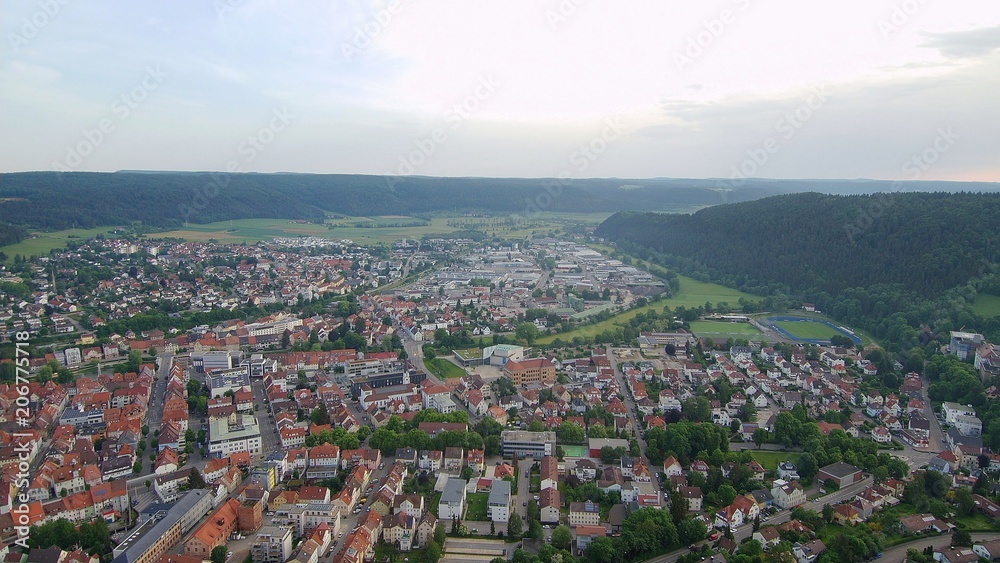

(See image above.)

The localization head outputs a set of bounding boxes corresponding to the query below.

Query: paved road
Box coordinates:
[920,374,946,455]
[607,348,661,497]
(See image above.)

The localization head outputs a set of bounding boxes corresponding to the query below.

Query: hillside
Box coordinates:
[595,192,1000,349]
[0,172,785,234]
[2,172,998,240]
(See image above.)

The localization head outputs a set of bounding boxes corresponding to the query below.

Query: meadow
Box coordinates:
[536,275,761,345]
[972,293,1000,319]
[2,226,120,258]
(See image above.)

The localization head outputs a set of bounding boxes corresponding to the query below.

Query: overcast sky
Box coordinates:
[2,1,998,181]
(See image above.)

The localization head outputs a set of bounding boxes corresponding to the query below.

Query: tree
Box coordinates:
[557,421,584,444]
[551,525,572,550]
[188,468,206,489]
[211,546,228,563]
[527,519,543,540]
[717,484,737,506]
[515,322,539,345]
[507,512,524,538]
[311,402,331,426]
[753,428,768,449]
[797,452,819,483]
[822,503,834,523]
[954,487,976,517]
[434,522,447,545]
[586,537,620,563]
[952,528,972,547]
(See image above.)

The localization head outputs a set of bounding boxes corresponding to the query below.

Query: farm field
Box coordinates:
[536,275,761,345]
[424,357,467,379]
[688,320,764,341]
[972,293,1000,318]
[65,212,615,248]
[1,226,121,259]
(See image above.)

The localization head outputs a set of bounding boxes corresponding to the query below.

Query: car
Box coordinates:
[689,545,699,551]
[339,532,344,538]
[226,552,232,559]
[708,532,720,541]
[523,501,527,506]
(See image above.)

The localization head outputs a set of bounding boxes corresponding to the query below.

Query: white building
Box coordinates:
[942,402,977,425]
[487,480,511,523]
[438,478,467,520]
[208,414,262,457]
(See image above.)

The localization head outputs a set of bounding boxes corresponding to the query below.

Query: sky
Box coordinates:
[1,1,999,181]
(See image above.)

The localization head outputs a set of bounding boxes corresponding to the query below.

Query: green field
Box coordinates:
[2,226,121,259]
[24,212,612,249]
[536,275,761,345]
[773,320,844,340]
[465,492,490,521]
[153,217,456,245]
[424,357,467,379]
[748,450,795,470]
[973,293,1000,319]
[689,320,764,341]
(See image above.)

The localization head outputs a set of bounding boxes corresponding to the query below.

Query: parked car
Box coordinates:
[708,532,720,541]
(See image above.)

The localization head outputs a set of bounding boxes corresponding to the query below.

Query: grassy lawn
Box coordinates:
[955,513,1000,532]
[748,450,796,470]
[973,293,1000,318]
[466,492,489,521]
[773,319,845,340]
[537,275,761,345]
[424,357,467,379]
[2,226,121,259]
[689,320,764,341]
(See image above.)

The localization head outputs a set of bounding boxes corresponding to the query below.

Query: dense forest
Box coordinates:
[2,172,997,232]
[0,223,25,246]
[0,172,775,231]
[596,192,1000,351]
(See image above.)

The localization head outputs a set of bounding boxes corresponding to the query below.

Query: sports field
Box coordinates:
[424,357,467,379]
[689,320,764,341]
[560,445,588,458]
[763,316,862,345]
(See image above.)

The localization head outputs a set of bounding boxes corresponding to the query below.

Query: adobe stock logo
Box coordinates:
[52,65,169,175]
[724,86,829,188]
[7,0,72,54]
[673,0,753,73]
[342,1,404,62]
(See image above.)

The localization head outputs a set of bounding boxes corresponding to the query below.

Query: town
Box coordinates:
[0,232,999,563]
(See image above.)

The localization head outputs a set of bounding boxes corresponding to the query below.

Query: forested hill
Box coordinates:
[0,172,788,232]
[596,192,1000,298]
[2,171,998,234]
[596,192,1000,350]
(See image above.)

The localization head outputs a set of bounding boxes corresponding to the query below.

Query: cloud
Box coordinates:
[920,25,1000,59]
